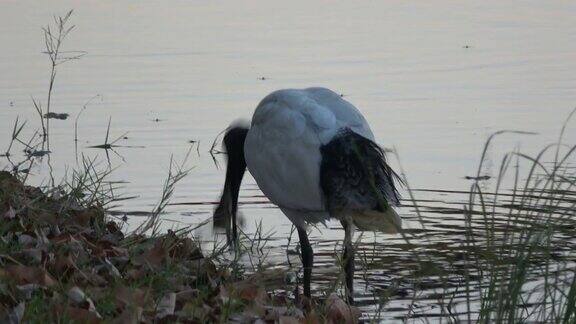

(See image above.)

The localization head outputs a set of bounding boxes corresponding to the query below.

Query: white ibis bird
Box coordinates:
[215,87,402,303]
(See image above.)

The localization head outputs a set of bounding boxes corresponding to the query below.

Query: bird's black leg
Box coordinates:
[341,219,355,304]
[297,227,313,298]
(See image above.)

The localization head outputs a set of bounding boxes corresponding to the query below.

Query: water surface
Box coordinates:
[1,1,575,321]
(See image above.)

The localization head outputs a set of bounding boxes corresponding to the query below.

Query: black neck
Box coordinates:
[216,126,249,221]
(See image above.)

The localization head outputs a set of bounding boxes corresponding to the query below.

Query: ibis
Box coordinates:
[215,87,402,303]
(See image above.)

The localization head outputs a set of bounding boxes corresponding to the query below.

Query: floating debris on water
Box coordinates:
[25,149,51,157]
[464,175,491,180]
[44,112,70,120]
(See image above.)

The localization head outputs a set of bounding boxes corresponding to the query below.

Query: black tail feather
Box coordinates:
[320,128,402,213]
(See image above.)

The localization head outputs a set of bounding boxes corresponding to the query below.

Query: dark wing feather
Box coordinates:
[320,128,402,213]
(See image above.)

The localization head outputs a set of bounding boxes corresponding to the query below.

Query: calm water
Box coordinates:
[1,1,575,321]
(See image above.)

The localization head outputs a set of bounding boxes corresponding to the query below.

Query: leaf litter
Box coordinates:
[0,171,359,322]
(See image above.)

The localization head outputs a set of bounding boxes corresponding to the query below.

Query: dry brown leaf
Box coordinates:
[50,233,79,245]
[325,293,360,324]
[175,289,199,304]
[5,265,57,287]
[115,286,148,309]
[56,305,102,324]
[125,268,146,281]
[112,305,142,324]
[279,316,300,324]
[302,311,322,324]
[92,240,127,258]
[72,271,107,287]
[106,221,121,234]
[67,207,101,227]
[169,237,202,260]
[53,253,76,274]
[246,268,288,288]
[186,258,216,279]
[108,246,128,257]
[133,242,168,269]
[234,281,269,305]
[236,282,260,301]
[0,171,23,191]
[28,209,58,226]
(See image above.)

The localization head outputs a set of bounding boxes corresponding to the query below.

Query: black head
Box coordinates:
[214,124,249,242]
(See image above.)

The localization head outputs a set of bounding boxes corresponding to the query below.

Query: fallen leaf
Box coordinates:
[279,316,300,324]
[53,253,76,274]
[112,305,142,324]
[70,271,107,287]
[125,268,146,281]
[246,268,289,288]
[67,207,102,228]
[115,286,148,309]
[303,311,322,324]
[175,289,199,304]
[5,265,57,287]
[186,258,216,280]
[325,293,360,324]
[50,233,79,245]
[133,242,168,270]
[168,236,202,260]
[55,305,102,324]
[234,281,268,304]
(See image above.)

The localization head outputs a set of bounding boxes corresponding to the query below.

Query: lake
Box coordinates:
[1,1,575,321]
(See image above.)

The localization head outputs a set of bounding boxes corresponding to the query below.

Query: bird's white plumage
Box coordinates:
[244,87,375,227]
